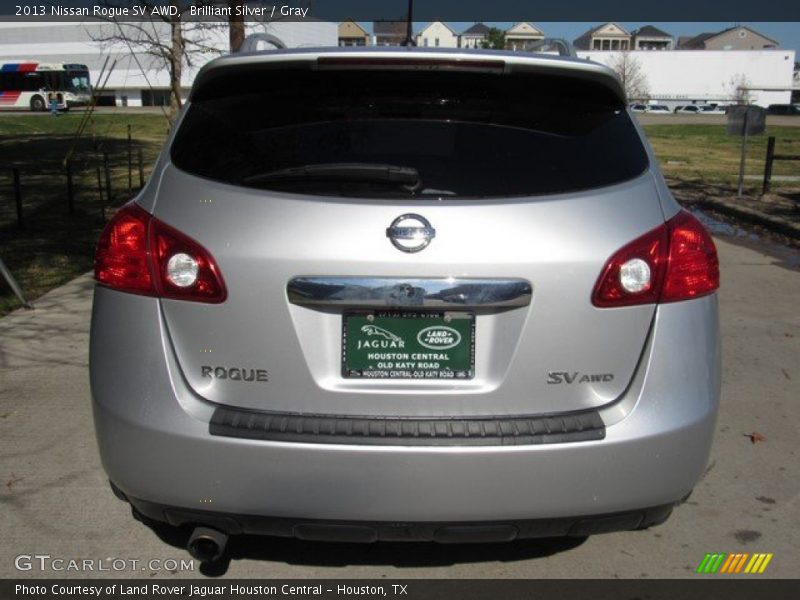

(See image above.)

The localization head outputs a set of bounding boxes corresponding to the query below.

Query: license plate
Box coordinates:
[343,311,475,379]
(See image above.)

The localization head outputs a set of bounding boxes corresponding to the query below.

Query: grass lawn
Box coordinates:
[0,112,170,313]
[643,123,800,192]
[0,113,798,314]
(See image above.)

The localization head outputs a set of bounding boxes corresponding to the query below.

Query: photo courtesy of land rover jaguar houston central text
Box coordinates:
[90,46,720,562]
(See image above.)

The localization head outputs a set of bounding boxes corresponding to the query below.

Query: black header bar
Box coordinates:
[2,0,800,22]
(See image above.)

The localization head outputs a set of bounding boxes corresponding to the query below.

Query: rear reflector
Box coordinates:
[592,209,719,307]
[95,202,226,303]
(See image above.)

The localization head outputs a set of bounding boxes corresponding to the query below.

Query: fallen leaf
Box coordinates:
[744,432,767,444]
[5,474,23,489]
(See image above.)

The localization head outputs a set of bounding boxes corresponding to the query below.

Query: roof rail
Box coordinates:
[528,39,577,58]
[238,33,287,53]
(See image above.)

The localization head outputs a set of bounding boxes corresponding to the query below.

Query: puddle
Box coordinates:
[689,207,800,270]
[691,208,760,239]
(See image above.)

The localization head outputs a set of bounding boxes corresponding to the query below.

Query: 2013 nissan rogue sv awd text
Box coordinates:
[90,47,720,562]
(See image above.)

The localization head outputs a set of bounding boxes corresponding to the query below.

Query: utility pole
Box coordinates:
[737,109,749,198]
[402,0,414,46]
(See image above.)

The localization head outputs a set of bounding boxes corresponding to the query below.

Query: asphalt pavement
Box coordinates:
[0,236,798,579]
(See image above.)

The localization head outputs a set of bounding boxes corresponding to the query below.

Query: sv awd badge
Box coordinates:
[547,371,615,384]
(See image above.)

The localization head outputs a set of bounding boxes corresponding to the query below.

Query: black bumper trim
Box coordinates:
[126,495,674,542]
[209,407,605,446]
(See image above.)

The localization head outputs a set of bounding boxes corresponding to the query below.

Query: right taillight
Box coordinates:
[660,210,720,301]
[95,202,226,303]
[95,203,153,295]
[592,209,719,307]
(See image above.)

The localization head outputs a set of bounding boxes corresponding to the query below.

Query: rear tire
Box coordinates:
[30,95,46,112]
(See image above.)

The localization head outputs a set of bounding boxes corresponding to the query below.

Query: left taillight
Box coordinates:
[94,203,154,295]
[95,202,226,303]
[592,209,719,308]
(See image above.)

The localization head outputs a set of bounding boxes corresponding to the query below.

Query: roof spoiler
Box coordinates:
[235,33,575,58]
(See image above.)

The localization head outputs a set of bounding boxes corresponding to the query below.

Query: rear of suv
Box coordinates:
[91,48,720,561]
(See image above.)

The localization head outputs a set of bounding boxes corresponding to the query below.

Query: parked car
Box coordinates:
[91,47,720,563]
[646,105,671,114]
[629,103,648,113]
[767,104,800,115]
[674,105,703,114]
[700,105,727,115]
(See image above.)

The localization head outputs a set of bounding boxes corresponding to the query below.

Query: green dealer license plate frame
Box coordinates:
[342,311,475,379]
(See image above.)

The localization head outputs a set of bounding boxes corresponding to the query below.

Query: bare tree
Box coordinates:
[608,52,650,102]
[90,1,224,119]
[228,0,245,52]
[728,73,753,105]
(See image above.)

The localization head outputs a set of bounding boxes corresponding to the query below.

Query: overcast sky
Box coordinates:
[365,22,800,53]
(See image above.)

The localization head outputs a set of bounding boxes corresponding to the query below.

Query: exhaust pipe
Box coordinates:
[187,526,228,563]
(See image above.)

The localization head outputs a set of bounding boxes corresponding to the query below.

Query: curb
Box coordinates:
[680,196,800,241]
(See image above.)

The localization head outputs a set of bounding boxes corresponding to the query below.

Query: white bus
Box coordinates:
[0,62,92,111]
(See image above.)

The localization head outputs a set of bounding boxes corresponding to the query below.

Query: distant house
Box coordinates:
[338,20,369,47]
[678,26,778,50]
[460,22,491,49]
[574,22,631,51]
[631,26,674,50]
[415,21,459,48]
[373,21,407,46]
[504,22,545,51]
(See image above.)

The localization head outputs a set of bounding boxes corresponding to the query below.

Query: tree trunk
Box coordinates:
[169,9,184,119]
[229,0,245,53]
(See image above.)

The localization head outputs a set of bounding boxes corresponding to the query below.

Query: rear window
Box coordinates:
[171,67,649,198]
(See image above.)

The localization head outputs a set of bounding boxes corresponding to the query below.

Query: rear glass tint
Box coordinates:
[171,67,649,198]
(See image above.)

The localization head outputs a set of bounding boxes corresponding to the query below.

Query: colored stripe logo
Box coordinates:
[0,91,22,104]
[697,553,773,574]
[0,63,38,72]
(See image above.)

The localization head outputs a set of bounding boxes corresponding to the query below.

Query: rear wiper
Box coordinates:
[244,163,420,187]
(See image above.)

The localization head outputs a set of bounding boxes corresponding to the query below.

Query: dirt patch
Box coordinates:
[733,529,763,544]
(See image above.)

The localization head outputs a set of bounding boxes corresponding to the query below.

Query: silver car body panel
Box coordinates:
[91,47,719,527]
[91,289,719,520]
[149,166,661,415]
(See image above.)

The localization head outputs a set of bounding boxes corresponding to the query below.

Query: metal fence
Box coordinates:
[2,125,146,229]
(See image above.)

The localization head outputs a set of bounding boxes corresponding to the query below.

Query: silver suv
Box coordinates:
[91,48,720,562]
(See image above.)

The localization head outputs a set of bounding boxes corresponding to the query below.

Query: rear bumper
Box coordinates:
[91,287,719,525]
[126,493,674,541]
